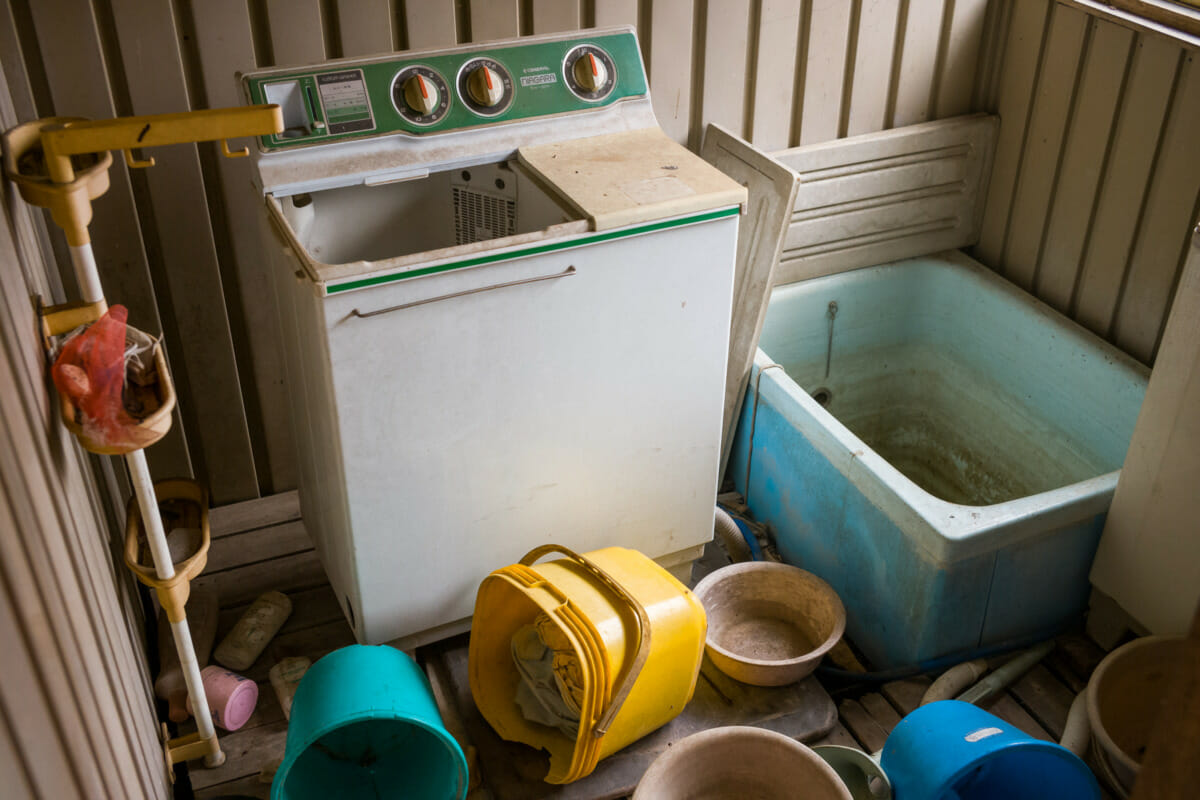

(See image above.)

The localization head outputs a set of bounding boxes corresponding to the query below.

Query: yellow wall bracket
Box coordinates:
[2,105,282,246]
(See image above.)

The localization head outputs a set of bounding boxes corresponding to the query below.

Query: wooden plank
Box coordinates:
[205,520,312,572]
[859,691,903,735]
[935,0,989,117]
[838,698,889,752]
[749,0,802,151]
[1036,20,1133,313]
[649,0,696,145]
[980,692,1056,741]
[191,720,288,792]
[975,0,1051,267]
[266,0,326,65]
[469,0,519,42]
[1008,663,1076,739]
[191,0,296,495]
[881,675,932,714]
[195,774,270,800]
[108,0,261,504]
[1001,4,1089,292]
[798,0,854,144]
[532,0,581,33]
[211,490,301,537]
[1112,53,1200,363]
[700,125,798,477]
[195,549,328,607]
[1073,33,1178,337]
[700,0,752,139]
[811,719,861,748]
[845,0,901,136]
[243,619,357,683]
[404,0,459,47]
[216,584,346,642]
[892,0,947,127]
[336,0,393,56]
[594,0,639,29]
[26,0,192,481]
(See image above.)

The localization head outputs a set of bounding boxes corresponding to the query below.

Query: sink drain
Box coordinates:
[811,387,832,406]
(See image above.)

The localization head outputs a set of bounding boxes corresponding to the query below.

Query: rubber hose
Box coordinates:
[714,506,754,563]
[1059,688,1091,757]
[921,659,989,706]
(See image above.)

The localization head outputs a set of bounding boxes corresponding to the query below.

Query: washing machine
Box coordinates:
[243,27,745,648]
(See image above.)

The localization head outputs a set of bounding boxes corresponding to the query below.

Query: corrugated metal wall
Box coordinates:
[975,0,1200,366]
[0,55,169,800]
[0,0,1193,504]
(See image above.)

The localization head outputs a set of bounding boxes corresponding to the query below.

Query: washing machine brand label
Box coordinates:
[964,727,1003,743]
[520,73,557,87]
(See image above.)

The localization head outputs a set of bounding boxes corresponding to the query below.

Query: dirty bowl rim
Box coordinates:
[693,561,846,668]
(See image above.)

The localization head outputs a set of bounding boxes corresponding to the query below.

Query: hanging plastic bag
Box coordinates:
[52,304,162,451]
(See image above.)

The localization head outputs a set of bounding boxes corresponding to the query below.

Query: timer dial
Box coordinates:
[563,45,617,101]
[390,65,450,126]
[457,57,514,117]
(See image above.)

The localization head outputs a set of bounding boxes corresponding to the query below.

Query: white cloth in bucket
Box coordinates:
[511,615,584,738]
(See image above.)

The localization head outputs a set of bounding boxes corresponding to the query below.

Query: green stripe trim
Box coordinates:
[324,206,740,294]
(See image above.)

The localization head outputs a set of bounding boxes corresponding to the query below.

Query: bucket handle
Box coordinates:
[520,544,652,739]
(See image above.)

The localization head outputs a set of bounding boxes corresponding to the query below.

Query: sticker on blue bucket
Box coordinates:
[880,700,1100,800]
[272,644,468,800]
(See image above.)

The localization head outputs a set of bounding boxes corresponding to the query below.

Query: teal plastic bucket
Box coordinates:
[880,700,1099,800]
[272,645,468,800]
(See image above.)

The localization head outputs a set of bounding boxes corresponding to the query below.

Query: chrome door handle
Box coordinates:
[348,265,576,319]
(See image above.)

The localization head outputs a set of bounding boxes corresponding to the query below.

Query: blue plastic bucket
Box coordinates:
[880,700,1099,800]
[272,645,468,800]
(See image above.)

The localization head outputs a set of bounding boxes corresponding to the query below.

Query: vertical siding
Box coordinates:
[975,0,1200,365]
[4,0,1190,506]
[0,48,168,800]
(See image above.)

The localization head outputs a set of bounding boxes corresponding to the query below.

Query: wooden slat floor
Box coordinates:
[179,493,1119,799]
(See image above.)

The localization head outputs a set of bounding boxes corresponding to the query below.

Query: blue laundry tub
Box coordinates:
[729,250,1147,668]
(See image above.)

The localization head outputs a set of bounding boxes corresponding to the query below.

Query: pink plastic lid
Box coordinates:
[199,665,259,731]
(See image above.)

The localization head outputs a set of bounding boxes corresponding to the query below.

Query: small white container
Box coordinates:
[214,591,292,671]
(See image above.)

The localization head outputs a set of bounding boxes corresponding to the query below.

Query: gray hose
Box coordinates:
[1059,688,1091,757]
[921,659,988,706]
[957,640,1055,705]
[714,506,753,563]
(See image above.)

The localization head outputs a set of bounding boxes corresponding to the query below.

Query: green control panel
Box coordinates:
[243,31,646,152]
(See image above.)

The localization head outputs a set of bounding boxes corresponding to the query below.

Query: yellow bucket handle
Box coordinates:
[519,544,652,739]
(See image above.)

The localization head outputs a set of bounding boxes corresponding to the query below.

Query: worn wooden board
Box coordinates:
[648,0,696,145]
[195,549,327,607]
[773,113,997,286]
[109,0,261,504]
[749,0,803,151]
[892,0,946,128]
[1071,33,1177,336]
[427,638,836,799]
[211,490,301,537]
[845,0,901,137]
[1035,19,1133,313]
[700,125,798,478]
[336,0,393,56]
[519,128,746,231]
[1001,4,1089,292]
[700,0,753,139]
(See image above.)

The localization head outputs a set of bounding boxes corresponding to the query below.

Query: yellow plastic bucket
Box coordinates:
[468,545,706,784]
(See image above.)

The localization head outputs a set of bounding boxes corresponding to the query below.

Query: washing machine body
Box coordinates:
[244,28,746,647]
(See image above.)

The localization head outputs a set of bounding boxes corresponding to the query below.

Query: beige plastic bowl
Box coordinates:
[1086,635,1184,794]
[633,726,853,800]
[693,561,846,686]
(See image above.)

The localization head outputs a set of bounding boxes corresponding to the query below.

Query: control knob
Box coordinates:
[572,52,608,92]
[467,65,506,108]
[402,73,439,116]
